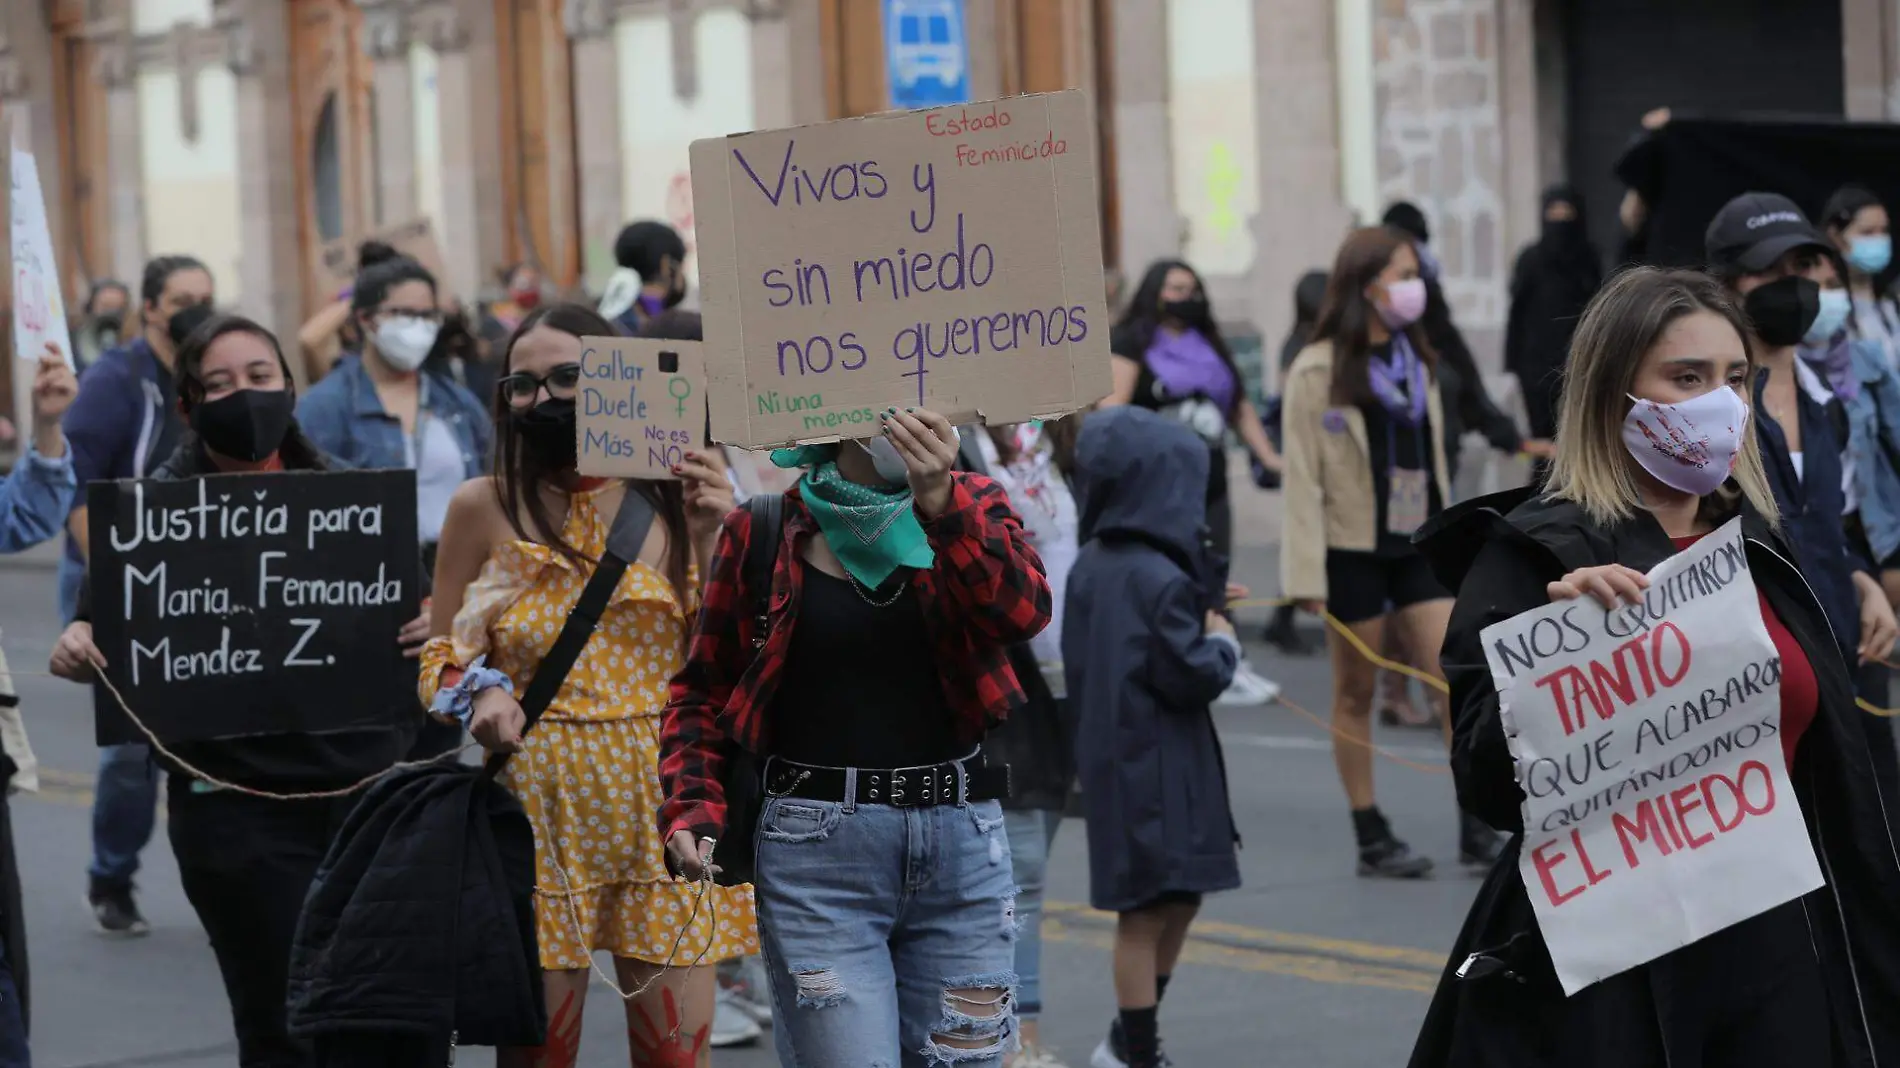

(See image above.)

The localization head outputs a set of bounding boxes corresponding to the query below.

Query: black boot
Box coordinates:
[1352,806,1434,879]
[1459,811,1505,868]
[1263,603,1317,655]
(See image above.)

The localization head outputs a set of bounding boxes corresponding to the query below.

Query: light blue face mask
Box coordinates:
[1849,234,1893,276]
[1806,288,1852,344]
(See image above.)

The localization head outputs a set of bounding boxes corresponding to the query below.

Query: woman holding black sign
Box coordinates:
[421,302,754,1067]
[50,314,431,1068]
[1407,268,1900,1068]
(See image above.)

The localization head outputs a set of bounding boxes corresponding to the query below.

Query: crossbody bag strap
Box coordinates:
[744,494,785,639]
[482,487,657,781]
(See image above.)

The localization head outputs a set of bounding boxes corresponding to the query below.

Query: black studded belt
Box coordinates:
[764,754,1010,808]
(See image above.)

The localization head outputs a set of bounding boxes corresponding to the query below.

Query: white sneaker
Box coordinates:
[709,985,762,1048]
[1214,659,1282,707]
[724,954,774,1027]
[1089,1038,1125,1068]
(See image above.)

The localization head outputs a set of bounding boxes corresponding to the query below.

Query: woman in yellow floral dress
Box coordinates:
[421,303,756,1068]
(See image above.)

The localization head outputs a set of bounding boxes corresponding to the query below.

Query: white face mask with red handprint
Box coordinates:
[1620,386,1751,497]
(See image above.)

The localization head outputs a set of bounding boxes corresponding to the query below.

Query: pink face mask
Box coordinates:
[1377,278,1429,329]
[1620,387,1751,497]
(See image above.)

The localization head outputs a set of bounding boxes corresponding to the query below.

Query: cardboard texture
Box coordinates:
[691,90,1110,448]
[317,217,448,295]
[575,336,709,480]
[9,127,73,366]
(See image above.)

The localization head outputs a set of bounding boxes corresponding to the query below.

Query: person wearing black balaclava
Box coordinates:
[1505,186,1604,482]
[60,253,215,940]
[1380,203,1527,477]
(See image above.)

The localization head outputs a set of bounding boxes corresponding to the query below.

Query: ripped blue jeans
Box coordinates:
[754,787,1019,1068]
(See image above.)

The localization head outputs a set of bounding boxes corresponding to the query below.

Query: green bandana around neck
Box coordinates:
[797,461,934,588]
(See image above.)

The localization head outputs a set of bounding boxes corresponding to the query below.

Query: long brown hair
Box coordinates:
[1545,267,1777,526]
[491,302,692,606]
[1312,227,1437,408]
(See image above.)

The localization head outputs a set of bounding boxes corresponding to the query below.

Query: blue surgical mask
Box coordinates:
[1849,234,1892,276]
[1805,288,1852,344]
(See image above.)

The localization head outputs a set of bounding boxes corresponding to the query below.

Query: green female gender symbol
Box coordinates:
[668,375,693,417]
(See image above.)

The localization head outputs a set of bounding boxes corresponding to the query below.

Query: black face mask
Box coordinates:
[191,388,295,463]
[94,310,125,334]
[1743,275,1821,348]
[1161,296,1210,326]
[1542,218,1585,247]
[514,399,578,470]
[167,302,215,348]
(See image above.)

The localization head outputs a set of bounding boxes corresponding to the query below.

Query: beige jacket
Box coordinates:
[1279,340,1453,602]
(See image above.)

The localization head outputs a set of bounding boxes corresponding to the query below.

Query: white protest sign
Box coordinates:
[575,337,707,480]
[10,146,73,365]
[690,90,1111,448]
[1482,517,1823,994]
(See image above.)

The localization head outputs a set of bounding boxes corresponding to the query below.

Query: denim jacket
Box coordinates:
[0,442,77,553]
[296,355,490,481]
[1840,337,1900,566]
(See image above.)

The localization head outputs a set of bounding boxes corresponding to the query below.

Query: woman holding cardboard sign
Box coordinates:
[1408,267,1900,1067]
[421,302,754,1067]
[657,406,1051,1068]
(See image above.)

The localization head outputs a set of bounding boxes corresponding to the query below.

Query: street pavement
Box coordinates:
[7,500,1487,1068]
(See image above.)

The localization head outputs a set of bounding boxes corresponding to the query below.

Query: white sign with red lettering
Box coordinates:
[1481,517,1823,994]
[10,146,72,365]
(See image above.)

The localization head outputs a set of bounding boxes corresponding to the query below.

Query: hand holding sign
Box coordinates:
[1548,563,1650,609]
[31,344,78,442]
[575,338,710,481]
[879,407,958,518]
[676,449,735,548]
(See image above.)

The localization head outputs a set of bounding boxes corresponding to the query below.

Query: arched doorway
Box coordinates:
[290,0,376,315]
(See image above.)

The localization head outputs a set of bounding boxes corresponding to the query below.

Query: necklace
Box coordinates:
[847,570,908,607]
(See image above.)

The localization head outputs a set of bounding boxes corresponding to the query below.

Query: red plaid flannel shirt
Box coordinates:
[657,471,1051,843]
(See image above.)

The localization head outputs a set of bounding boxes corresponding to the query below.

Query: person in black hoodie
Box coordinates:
[1410,267,1900,1067]
[49,314,429,1068]
[1505,186,1604,484]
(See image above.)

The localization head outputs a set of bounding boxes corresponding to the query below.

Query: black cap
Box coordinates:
[1705,192,1828,273]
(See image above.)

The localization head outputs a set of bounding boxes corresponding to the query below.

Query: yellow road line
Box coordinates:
[1041,918,1437,994]
[1042,902,1447,971]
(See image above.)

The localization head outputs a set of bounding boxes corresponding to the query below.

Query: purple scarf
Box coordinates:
[1367,333,1429,426]
[1144,328,1237,412]
[1799,333,1859,402]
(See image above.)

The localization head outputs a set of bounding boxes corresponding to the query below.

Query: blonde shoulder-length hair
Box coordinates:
[1545,267,1779,528]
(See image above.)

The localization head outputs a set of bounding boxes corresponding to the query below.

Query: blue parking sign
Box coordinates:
[884,0,969,110]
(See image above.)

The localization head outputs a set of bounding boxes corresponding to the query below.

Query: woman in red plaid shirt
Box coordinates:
[659,406,1051,1068]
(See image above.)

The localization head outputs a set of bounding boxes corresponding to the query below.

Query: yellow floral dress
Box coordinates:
[420,486,757,970]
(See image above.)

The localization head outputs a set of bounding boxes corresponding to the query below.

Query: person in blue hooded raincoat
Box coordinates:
[1063,405,1241,1068]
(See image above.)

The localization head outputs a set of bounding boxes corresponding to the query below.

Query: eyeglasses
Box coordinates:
[375,307,443,324]
[497,363,582,409]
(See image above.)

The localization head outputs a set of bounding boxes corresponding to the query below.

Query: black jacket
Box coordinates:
[1421,277,1521,469]
[287,761,545,1062]
[0,754,24,1035]
[1408,487,1900,1068]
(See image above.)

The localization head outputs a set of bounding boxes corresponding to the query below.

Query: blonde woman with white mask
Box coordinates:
[1408,267,1900,1068]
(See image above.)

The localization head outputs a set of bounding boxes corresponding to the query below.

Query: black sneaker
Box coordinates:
[87,877,150,937]
[1263,605,1318,656]
[1459,813,1506,868]
[1357,836,1435,879]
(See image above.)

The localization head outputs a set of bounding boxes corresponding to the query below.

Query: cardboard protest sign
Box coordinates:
[317,217,447,295]
[690,89,1110,447]
[1482,517,1823,994]
[87,470,421,746]
[576,337,708,480]
[10,139,73,366]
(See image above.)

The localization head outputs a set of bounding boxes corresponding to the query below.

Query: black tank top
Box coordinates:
[770,567,963,769]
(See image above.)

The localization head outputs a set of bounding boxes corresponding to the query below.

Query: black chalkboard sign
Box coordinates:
[87,470,421,745]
